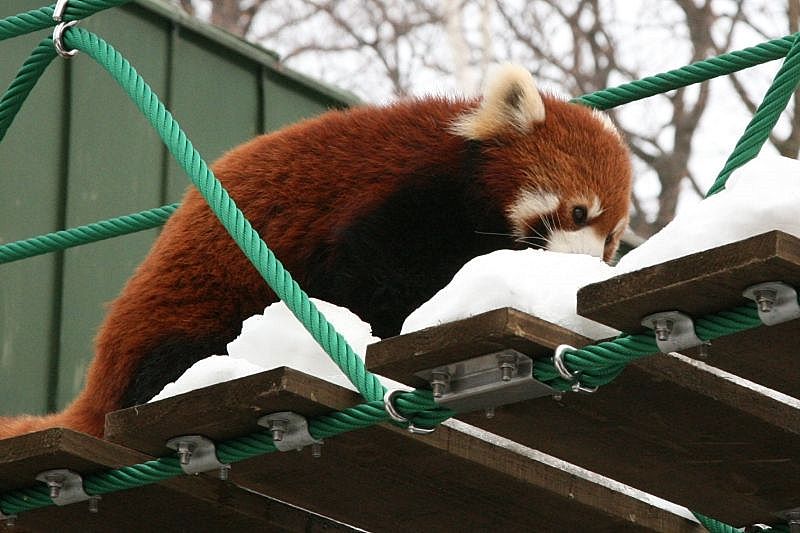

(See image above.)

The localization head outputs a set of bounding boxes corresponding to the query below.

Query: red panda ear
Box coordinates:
[452,64,545,141]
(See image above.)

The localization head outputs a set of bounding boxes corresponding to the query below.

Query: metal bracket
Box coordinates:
[743,281,800,326]
[414,349,556,414]
[641,311,703,353]
[776,507,800,533]
[166,435,229,476]
[0,507,17,526]
[258,412,322,453]
[35,469,90,506]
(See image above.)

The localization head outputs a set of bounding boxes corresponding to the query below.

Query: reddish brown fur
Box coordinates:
[0,94,630,439]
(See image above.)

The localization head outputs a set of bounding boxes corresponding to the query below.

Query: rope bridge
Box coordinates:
[0,2,798,531]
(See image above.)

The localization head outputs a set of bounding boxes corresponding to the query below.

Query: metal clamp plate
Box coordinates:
[35,469,90,506]
[743,281,800,326]
[414,349,555,414]
[166,435,227,475]
[641,311,703,353]
[258,412,321,452]
[776,506,800,531]
[0,507,17,523]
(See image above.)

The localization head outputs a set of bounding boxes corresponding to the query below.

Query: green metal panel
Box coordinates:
[0,1,68,415]
[164,28,260,202]
[55,6,171,408]
[0,0,354,416]
[261,69,346,132]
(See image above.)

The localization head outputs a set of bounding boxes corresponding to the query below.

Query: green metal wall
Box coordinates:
[0,0,356,415]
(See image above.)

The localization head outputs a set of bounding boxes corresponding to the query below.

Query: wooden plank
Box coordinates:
[105,367,703,533]
[366,308,800,527]
[0,428,355,532]
[578,230,800,396]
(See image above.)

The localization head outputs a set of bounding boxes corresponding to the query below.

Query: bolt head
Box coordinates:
[176,442,193,465]
[44,476,63,500]
[430,371,450,398]
[88,495,101,513]
[754,289,777,313]
[312,442,323,459]
[269,419,289,442]
[652,318,674,342]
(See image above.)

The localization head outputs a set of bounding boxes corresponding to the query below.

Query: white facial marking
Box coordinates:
[507,189,560,236]
[587,195,604,221]
[548,227,606,258]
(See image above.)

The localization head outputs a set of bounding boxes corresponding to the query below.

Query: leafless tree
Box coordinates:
[175,0,798,237]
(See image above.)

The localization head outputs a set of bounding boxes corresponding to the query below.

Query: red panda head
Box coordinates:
[452,64,632,262]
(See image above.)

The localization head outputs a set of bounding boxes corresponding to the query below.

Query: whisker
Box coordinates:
[474,230,517,238]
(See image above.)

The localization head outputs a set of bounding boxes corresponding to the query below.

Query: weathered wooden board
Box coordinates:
[0,428,355,532]
[105,367,703,533]
[579,231,800,396]
[366,307,800,527]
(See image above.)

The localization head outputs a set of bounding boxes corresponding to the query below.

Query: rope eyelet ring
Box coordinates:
[553,344,598,394]
[53,20,78,58]
[383,389,436,435]
[53,0,78,58]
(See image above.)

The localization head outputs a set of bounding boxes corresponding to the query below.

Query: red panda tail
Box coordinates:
[0,396,106,439]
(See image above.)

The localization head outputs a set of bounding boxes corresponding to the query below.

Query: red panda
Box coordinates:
[0,65,631,439]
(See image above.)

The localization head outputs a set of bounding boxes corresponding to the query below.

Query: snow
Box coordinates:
[618,154,800,272]
[401,248,620,339]
[149,355,265,402]
[226,298,380,390]
[149,299,385,402]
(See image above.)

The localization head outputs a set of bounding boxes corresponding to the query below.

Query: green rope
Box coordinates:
[572,34,796,109]
[0,37,56,143]
[706,33,800,196]
[693,512,790,533]
[0,204,178,264]
[533,303,763,391]
[0,393,449,514]
[0,0,129,42]
[693,513,744,533]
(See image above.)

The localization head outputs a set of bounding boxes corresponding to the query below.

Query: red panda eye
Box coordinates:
[572,206,588,225]
[605,233,614,246]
